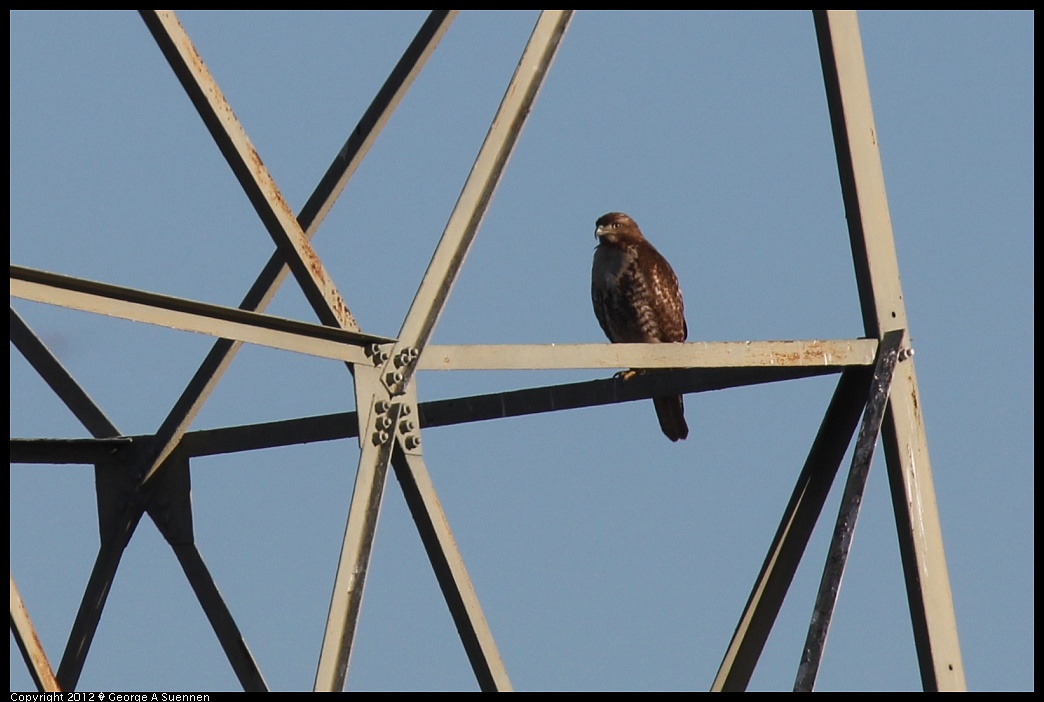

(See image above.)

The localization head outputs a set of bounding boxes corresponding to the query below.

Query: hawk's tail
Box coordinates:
[653,394,688,442]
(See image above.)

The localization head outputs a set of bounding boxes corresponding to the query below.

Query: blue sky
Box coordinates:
[10,11,1033,691]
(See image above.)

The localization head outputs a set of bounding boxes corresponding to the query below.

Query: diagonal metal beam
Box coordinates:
[57,504,144,690]
[140,10,356,335]
[794,330,902,691]
[316,13,572,691]
[8,307,132,692]
[134,10,454,482]
[295,11,459,234]
[11,265,389,365]
[383,10,574,395]
[143,452,268,689]
[390,441,512,691]
[10,307,119,439]
[711,367,871,691]
[173,543,268,691]
[10,573,60,692]
[815,10,964,690]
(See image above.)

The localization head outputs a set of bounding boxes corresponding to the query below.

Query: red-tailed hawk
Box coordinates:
[591,212,689,441]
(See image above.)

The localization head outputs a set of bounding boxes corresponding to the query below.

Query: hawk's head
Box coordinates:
[595,212,644,246]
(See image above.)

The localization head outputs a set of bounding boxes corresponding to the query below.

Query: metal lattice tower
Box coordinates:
[10,11,965,691]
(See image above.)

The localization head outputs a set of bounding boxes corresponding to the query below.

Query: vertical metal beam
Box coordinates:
[314,367,398,691]
[10,573,60,692]
[815,10,965,691]
[711,367,870,691]
[794,330,902,691]
[390,443,512,691]
[388,10,573,385]
[10,307,119,439]
[135,10,454,479]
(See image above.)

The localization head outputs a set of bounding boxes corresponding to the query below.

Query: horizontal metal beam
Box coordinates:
[12,364,843,463]
[11,265,389,365]
[418,339,878,371]
[10,438,135,465]
[10,270,878,372]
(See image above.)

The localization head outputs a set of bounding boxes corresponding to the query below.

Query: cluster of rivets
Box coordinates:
[371,399,396,446]
[393,347,420,368]
[368,343,391,366]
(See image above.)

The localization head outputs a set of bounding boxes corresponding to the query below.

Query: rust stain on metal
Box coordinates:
[909,382,922,422]
[11,585,59,690]
[27,627,57,689]
[768,341,827,367]
[302,241,325,278]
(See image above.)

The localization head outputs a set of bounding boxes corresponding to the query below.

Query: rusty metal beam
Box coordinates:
[10,307,120,439]
[10,573,60,692]
[140,10,455,479]
[815,10,964,690]
[418,339,877,371]
[140,10,356,335]
[794,330,902,691]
